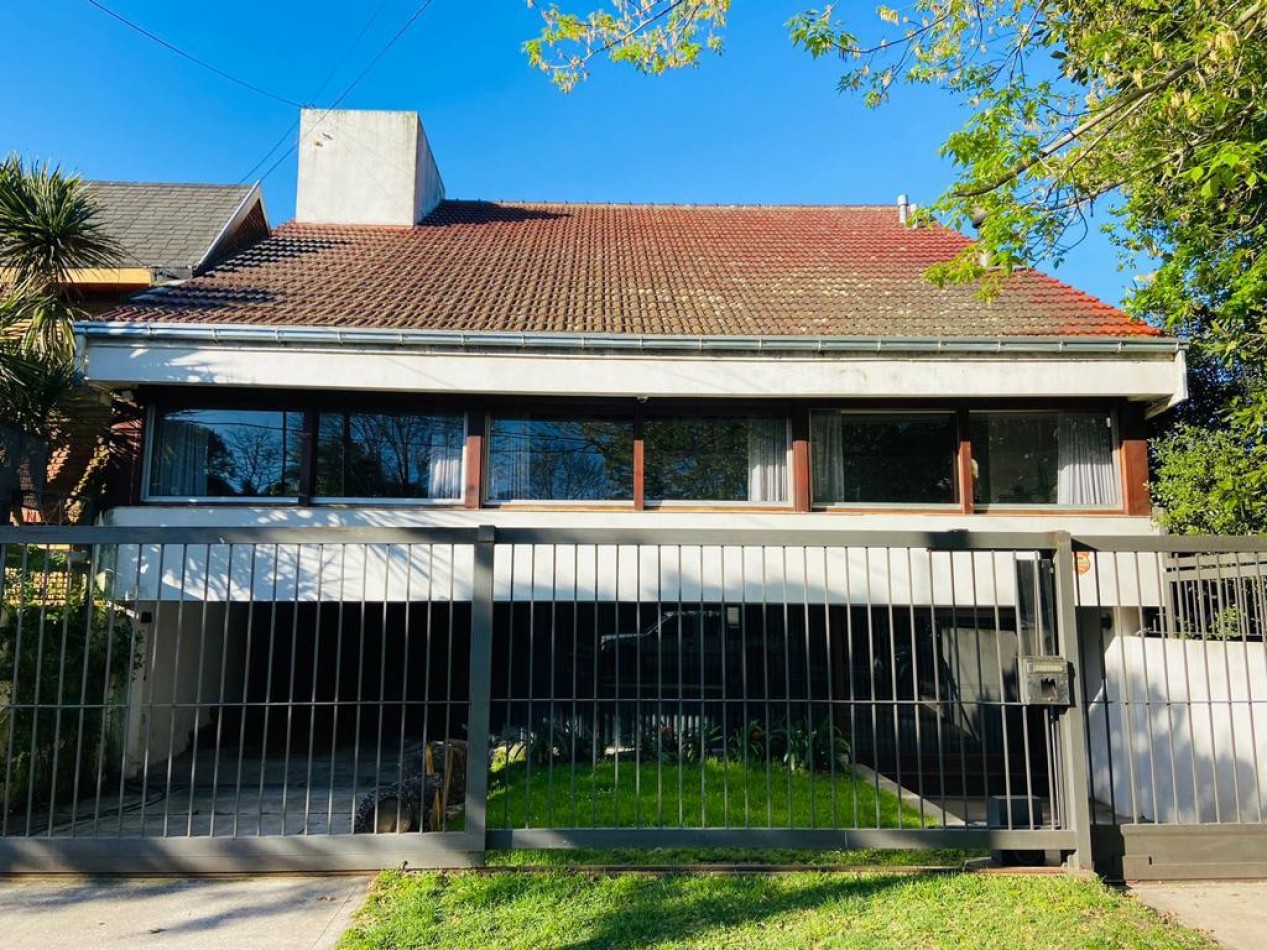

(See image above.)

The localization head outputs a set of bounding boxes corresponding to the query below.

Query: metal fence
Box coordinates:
[0,525,1263,875]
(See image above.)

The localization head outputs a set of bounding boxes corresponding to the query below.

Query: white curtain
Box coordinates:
[154,420,209,496]
[427,427,463,500]
[810,412,845,504]
[747,418,788,502]
[1057,414,1117,506]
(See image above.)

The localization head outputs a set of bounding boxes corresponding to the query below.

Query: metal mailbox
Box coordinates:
[1018,656,1073,706]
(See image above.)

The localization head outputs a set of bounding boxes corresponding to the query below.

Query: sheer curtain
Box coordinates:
[1057,415,1117,506]
[426,425,463,499]
[747,418,789,502]
[153,419,209,496]
[810,412,845,504]
[489,419,532,500]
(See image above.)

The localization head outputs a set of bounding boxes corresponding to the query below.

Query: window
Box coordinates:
[644,416,788,503]
[811,411,958,505]
[971,412,1117,506]
[148,409,303,498]
[487,414,634,502]
[315,412,464,500]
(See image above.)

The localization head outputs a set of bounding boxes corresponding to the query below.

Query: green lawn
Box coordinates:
[339,868,1216,950]
[487,759,929,830]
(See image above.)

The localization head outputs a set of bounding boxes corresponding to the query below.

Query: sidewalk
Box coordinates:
[0,875,368,950]
[1129,881,1267,950]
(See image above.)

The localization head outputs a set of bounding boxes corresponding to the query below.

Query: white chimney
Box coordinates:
[295,109,444,226]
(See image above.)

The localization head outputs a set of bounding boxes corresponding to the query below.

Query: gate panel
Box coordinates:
[0,531,481,872]
[1077,540,1267,878]
[484,538,1075,854]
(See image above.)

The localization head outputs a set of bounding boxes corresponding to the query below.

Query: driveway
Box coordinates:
[0,875,369,950]
[1129,881,1267,950]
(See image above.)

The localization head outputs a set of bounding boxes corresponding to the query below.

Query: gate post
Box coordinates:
[1053,531,1095,871]
[463,525,496,865]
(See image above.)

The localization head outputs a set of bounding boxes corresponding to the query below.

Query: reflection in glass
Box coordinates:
[812,412,958,504]
[487,415,633,501]
[644,416,788,502]
[149,409,302,497]
[316,412,464,499]
[971,412,1117,506]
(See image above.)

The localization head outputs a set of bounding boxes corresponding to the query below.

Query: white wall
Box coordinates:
[1086,629,1267,824]
[122,602,246,777]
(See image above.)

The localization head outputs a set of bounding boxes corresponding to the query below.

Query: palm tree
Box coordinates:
[0,155,119,435]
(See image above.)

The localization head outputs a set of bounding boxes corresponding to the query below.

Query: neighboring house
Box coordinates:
[78,109,1185,535]
[32,181,269,522]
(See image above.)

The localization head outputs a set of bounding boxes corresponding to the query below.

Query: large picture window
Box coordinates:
[971,412,1117,506]
[148,409,303,498]
[811,411,959,505]
[644,416,788,503]
[487,414,634,502]
[315,412,464,500]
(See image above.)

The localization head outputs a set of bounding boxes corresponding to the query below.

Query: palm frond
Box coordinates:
[0,155,122,292]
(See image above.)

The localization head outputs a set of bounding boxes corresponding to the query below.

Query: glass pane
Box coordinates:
[811,412,958,504]
[149,409,302,497]
[972,412,1116,506]
[644,416,788,502]
[315,412,464,499]
[487,415,633,501]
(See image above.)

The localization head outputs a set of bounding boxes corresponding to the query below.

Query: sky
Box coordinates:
[3,0,1133,306]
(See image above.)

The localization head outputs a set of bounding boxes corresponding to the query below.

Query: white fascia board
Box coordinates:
[101,503,1162,537]
[81,337,1186,405]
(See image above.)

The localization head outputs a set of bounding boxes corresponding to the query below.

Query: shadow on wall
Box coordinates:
[1085,620,1267,824]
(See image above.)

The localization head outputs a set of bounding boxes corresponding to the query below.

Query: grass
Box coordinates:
[339,867,1217,950]
[484,847,976,867]
[486,759,929,830]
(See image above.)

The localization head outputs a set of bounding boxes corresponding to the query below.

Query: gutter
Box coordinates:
[76,321,1184,358]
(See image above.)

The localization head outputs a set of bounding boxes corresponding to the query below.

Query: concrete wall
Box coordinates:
[1086,623,1267,824]
[123,602,248,777]
[295,109,444,226]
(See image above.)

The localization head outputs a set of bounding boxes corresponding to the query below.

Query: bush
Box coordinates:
[1151,423,1267,534]
[0,547,133,823]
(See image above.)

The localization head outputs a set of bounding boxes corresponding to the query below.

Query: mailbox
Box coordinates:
[1018,656,1073,706]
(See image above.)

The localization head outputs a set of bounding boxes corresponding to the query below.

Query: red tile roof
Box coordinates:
[97,201,1160,338]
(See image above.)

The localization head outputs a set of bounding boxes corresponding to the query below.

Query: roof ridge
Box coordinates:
[438,198,902,211]
[88,180,254,190]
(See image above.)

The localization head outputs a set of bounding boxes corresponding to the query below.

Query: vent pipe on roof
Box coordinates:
[897,193,910,226]
[296,109,444,226]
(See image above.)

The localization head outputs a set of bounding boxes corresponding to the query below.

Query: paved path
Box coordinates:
[1129,881,1267,950]
[0,875,369,950]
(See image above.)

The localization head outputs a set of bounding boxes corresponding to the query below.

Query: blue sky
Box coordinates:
[4,1,1132,305]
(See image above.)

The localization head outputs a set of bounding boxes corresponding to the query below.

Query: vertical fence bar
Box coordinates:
[1054,534,1094,869]
[464,526,495,862]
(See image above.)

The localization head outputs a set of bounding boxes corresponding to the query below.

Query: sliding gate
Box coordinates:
[0,525,1117,872]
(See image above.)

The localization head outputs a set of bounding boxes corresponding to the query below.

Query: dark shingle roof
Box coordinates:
[98,200,1160,337]
[87,182,259,278]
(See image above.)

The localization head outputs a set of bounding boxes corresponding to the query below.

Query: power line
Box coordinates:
[248,0,439,186]
[86,0,303,108]
[236,0,395,184]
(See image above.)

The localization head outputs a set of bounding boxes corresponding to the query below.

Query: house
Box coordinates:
[24,181,269,522]
[27,108,1212,856]
[79,109,1184,534]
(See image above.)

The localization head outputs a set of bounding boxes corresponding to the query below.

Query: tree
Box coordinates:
[524,1,1267,530]
[0,156,118,437]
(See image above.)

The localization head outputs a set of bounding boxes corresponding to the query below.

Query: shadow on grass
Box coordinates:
[560,873,913,950]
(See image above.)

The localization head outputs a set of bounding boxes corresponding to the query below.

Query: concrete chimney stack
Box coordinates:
[295,109,444,226]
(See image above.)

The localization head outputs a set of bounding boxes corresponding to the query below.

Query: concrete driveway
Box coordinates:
[0,875,369,950]
[1129,881,1267,950]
